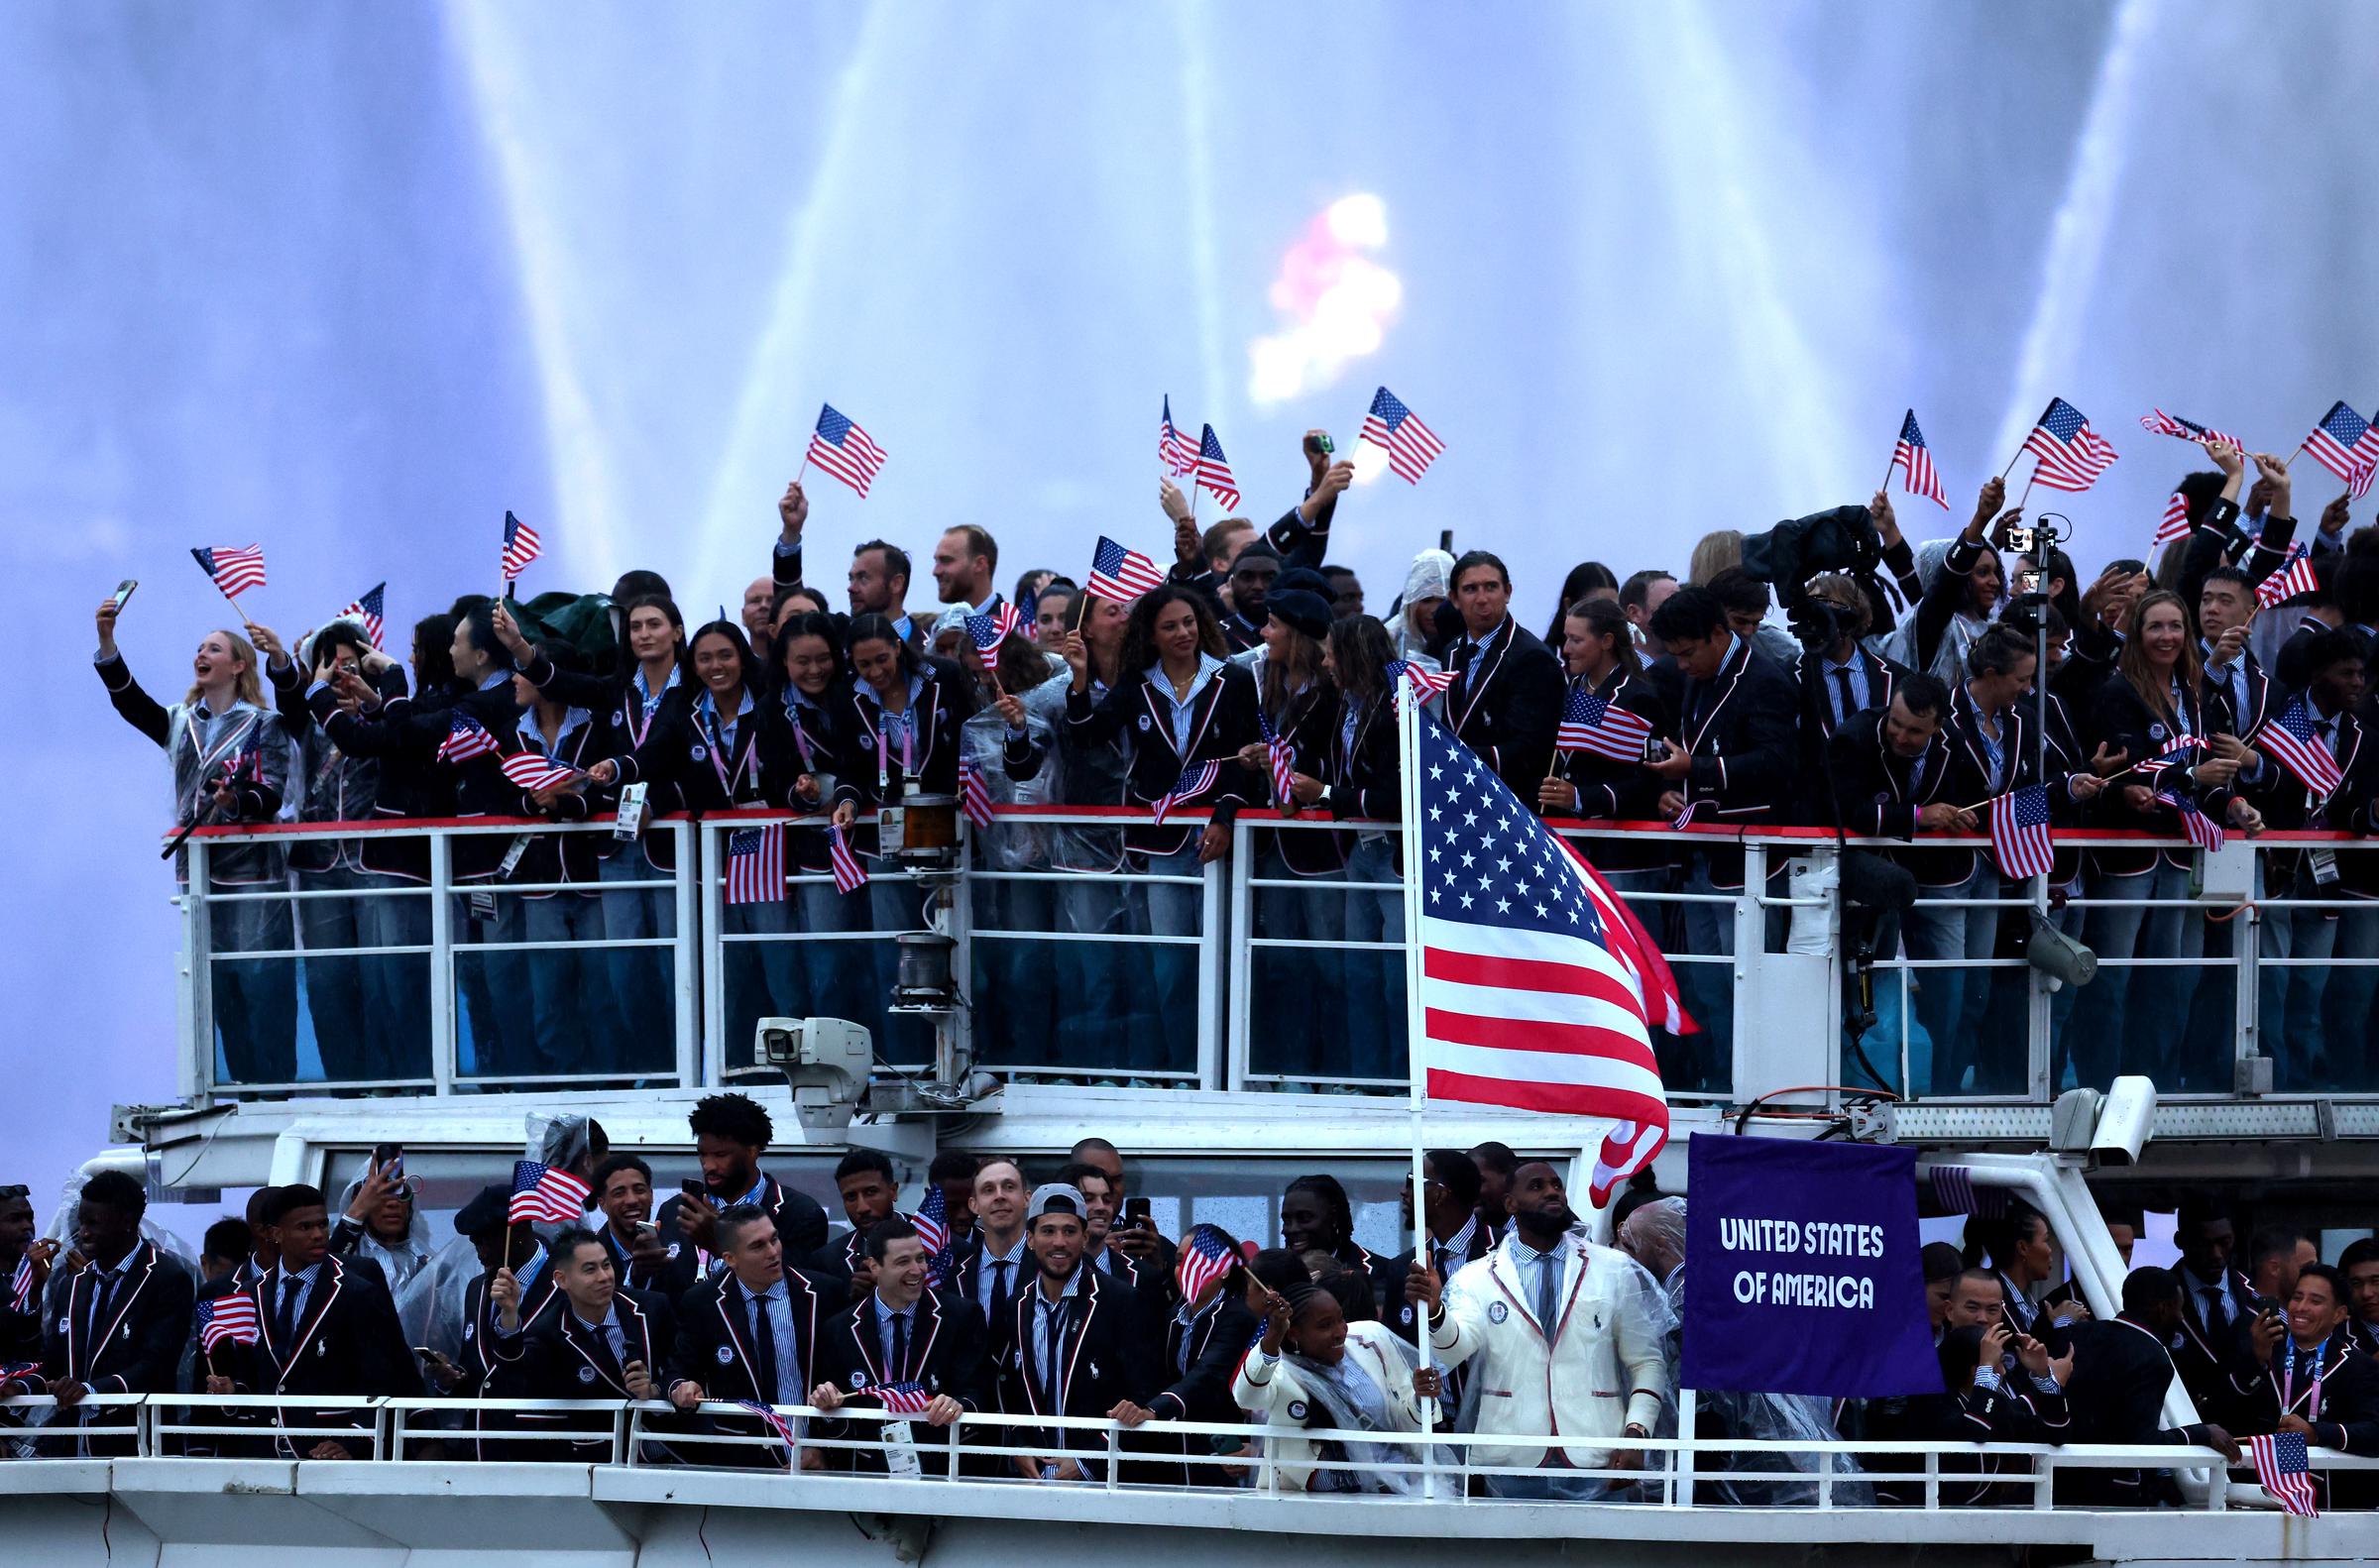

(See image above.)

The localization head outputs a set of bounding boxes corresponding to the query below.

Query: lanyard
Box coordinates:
[2282,1337,2328,1417]
[624,668,674,749]
[785,698,820,773]
[699,704,754,797]
[874,700,916,791]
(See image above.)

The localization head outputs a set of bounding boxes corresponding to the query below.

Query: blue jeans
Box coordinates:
[519,893,607,1075]
[1055,876,1134,1073]
[2259,865,2342,1092]
[598,844,674,1055]
[208,877,297,1086]
[1254,840,1349,1081]
[2066,859,2194,1089]
[1901,863,1997,1096]
[1130,844,1204,1076]
[2322,902,2379,1091]
[1342,836,1407,1084]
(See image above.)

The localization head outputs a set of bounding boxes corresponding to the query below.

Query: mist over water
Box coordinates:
[8,2,2379,1193]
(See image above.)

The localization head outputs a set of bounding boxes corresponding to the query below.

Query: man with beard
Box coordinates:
[1437,1162,1671,1500]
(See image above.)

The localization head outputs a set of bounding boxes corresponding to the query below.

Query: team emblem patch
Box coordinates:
[691,743,710,761]
[1400,1304,1415,1326]
[1488,1300,1510,1324]
[463,1321,475,1341]
[665,1243,681,1260]
[2148,724,2167,741]
[1136,715,1153,732]
[716,1344,735,1365]
[850,1371,869,1390]
[1287,1400,1307,1420]
[577,1365,598,1385]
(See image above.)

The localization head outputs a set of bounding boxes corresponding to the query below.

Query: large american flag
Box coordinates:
[500,510,542,582]
[2302,400,2372,491]
[2258,698,2344,797]
[500,751,581,793]
[2257,544,2319,609]
[1087,535,1166,603]
[190,544,268,601]
[2020,397,2119,493]
[1890,408,1949,509]
[828,824,869,894]
[1191,423,1240,511]
[341,582,387,650]
[808,403,889,499]
[509,1159,590,1224]
[1175,1223,1238,1301]
[436,712,501,765]
[1151,760,1220,828]
[2138,407,2239,451]
[964,605,1023,670]
[1556,685,1655,763]
[2249,1430,2320,1517]
[2154,790,2224,852]
[724,825,787,905]
[1411,708,1669,1201]
[1985,783,2055,880]
[1387,658,1455,702]
[1358,386,1446,485]
[196,1292,261,1352]
[1160,394,1197,477]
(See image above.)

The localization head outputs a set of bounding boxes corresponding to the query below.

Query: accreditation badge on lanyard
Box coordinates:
[2283,1339,2326,1418]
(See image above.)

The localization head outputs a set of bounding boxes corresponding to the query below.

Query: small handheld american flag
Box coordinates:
[0,1361,44,1392]
[1358,386,1445,485]
[2257,699,2345,798]
[500,510,542,583]
[1257,709,1298,812]
[735,1400,798,1466]
[2249,1430,2320,1517]
[809,403,888,499]
[1191,424,1240,511]
[1890,409,1949,509]
[959,758,993,830]
[2302,400,2373,496]
[2256,544,2319,610]
[964,605,1023,671]
[7,1254,33,1313]
[2139,408,2240,451]
[2020,397,2119,493]
[509,1159,591,1224]
[1556,686,1656,763]
[1985,783,2055,880]
[196,1292,261,1352]
[1151,760,1220,828]
[724,825,787,906]
[1386,658,1454,702]
[2154,492,2192,547]
[1160,395,1197,477]
[500,751,582,793]
[1086,535,1166,604]
[913,1184,953,1286]
[2133,735,2209,786]
[876,1382,934,1416]
[341,582,388,650]
[1175,1223,1239,1302]
[1669,798,1705,832]
[191,544,269,602]
[437,713,501,765]
[2154,790,2224,852]
[828,825,869,894]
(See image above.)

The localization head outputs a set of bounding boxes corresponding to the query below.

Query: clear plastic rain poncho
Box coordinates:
[413,1235,489,1366]
[1283,1317,1455,1496]
[332,1173,440,1345]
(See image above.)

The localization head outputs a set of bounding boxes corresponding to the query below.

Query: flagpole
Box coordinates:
[1998,448,2029,483]
[1395,674,1438,1491]
[1881,415,1905,499]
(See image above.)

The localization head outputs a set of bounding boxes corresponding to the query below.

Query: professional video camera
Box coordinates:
[1738,503,1886,649]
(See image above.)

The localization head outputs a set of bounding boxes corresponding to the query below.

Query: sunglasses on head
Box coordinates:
[0,1185,30,1201]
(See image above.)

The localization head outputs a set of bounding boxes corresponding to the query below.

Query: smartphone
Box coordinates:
[374,1143,402,1178]
[112,579,139,612]
[1438,528,1454,554]
[1124,1196,1151,1229]
[412,1346,442,1363]
[2016,569,2044,596]
[681,1179,708,1202]
[1305,432,1334,456]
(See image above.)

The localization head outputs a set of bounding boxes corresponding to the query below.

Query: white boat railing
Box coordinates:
[170,809,2379,1106]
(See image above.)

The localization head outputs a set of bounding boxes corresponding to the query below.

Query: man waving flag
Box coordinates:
[1397,700,1670,1208]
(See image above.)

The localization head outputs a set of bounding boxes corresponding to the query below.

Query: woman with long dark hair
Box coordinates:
[955,620,1070,1067]
[1541,560,1618,644]
[762,610,864,1032]
[2066,590,2259,1089]
[1065,584,1260,1074]
[1237,589,1345,1087]
[1051,592,1142,1071]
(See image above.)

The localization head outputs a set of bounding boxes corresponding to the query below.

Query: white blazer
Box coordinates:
[1439,1232,1669,1471]
[1230,1318,1444,1492]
